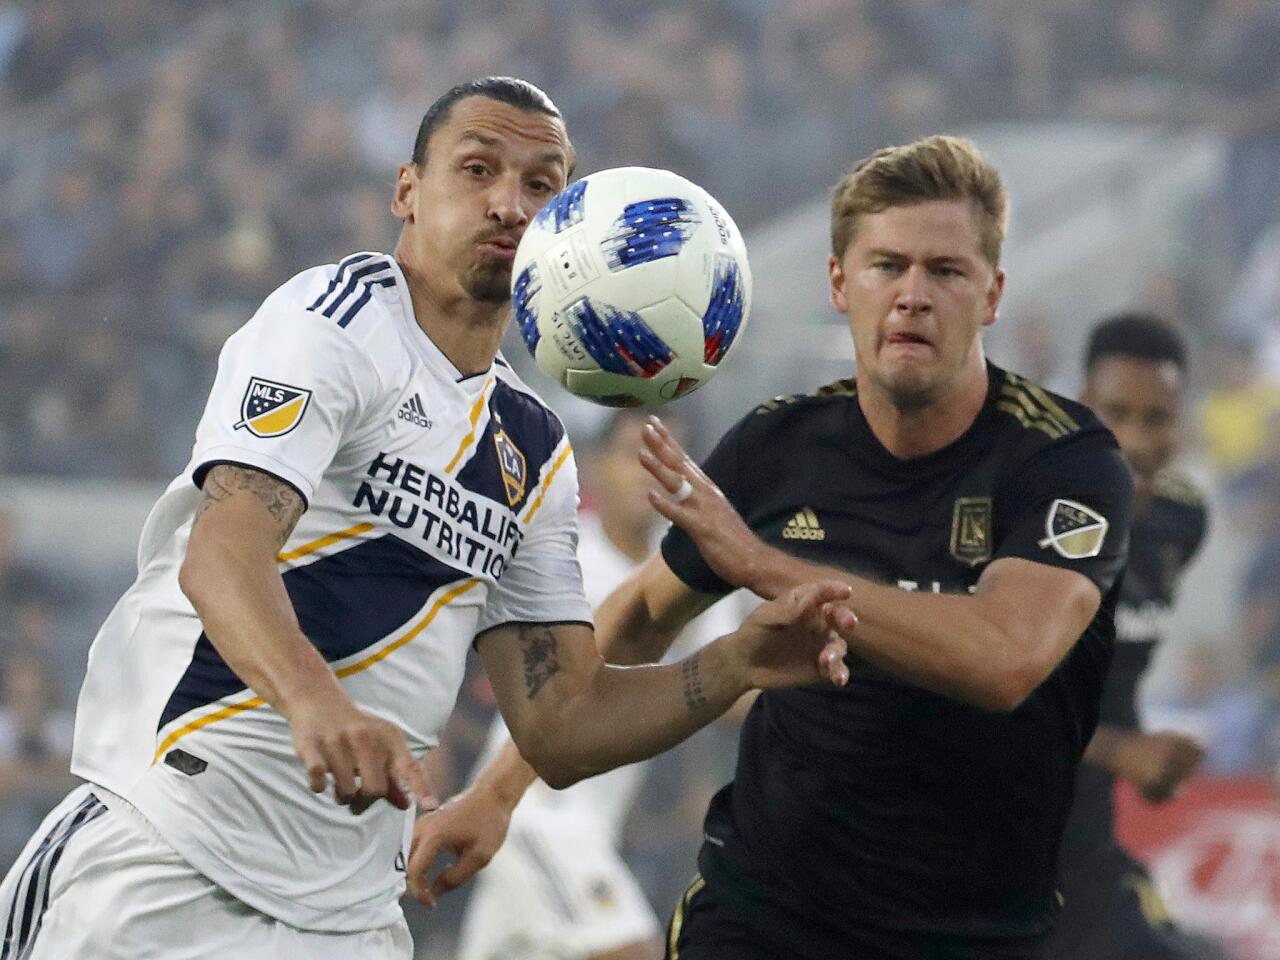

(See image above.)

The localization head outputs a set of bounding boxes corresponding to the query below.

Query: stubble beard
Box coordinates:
[460,260,513,304]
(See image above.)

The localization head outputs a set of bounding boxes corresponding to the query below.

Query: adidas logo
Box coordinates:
[397,394,432,429]
[781,507,825,541]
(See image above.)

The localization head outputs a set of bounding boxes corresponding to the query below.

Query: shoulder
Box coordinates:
[991,367,1106,448]
[241,252,410,377]
[1150,470,1210,537]
[736,377,858,441]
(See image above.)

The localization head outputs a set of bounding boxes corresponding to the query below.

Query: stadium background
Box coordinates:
[1,0,1279,955]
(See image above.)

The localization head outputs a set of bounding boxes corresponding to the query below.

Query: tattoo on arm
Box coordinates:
[518,624,561,699]
[195,465,305,548]
[682,654,708,712]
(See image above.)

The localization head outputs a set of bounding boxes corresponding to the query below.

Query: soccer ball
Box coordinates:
[511,167,752,407]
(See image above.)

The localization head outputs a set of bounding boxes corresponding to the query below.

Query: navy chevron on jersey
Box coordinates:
[661,363,1133,956]
[69,251,591,933]
[1059,474,1207,864]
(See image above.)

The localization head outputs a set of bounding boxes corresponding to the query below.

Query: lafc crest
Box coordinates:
[493,429,527,507]
[234,377,312,438]
[950,497,992,566]
[1039,499,1108,559]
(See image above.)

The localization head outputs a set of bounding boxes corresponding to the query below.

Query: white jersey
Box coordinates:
[474,513,743,846]
[69,251,592,933]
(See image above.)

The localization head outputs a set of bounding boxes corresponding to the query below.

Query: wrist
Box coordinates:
[703,633,753,702]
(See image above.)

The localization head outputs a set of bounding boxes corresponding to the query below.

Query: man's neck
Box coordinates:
[396,255,506,377]
[858,363,990,460]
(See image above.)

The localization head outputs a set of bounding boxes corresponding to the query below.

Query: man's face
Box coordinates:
[1082,355,1182,496]
[393,96,571,303]
[828,199,1003,409]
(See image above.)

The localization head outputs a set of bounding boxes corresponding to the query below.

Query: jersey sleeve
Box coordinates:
[660,414,753,596]
[994,430,1134,593]
[189,298,379,504]
[475,440,593,635]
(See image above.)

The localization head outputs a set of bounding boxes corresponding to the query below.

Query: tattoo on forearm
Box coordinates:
[682,654,708,712]
[196,465,304,547]
[518,624,561,699]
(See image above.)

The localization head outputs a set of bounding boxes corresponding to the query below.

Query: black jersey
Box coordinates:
[1059,474,1207,864]
[662,363,1133,953]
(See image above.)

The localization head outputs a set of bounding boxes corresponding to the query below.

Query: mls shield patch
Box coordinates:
[950,497,992,566]
[494,429,527,507]
[234,377,313,438]
[1038,498,1108,559]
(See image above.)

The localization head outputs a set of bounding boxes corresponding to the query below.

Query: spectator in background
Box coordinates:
[0,651,77,873]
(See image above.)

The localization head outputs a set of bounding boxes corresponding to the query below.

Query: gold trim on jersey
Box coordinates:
[781,507,825,541]
[997,373,1079,439]
[667,872,706,960]
[1152,471,1204,508]
[754,377,857,413]
[521,443,573,526]
[444,376,496,473]
[276,522,376,563]
[151,577,483,765]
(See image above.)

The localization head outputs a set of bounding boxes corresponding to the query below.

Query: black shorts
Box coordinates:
[666,872,1047,960]
[1040,843,1206,960]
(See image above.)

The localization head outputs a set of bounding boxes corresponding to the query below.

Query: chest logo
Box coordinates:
[782,508,825,541]
[234,377,312,438]
[1039,499,1108,559]
[950,497,992,566]
[494,429,527,507]
[397,393,432,429]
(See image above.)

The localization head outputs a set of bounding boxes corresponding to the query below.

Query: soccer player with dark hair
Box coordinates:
[1039,313,1210,960]
[420,135,1135,959]
[0,78,854,959]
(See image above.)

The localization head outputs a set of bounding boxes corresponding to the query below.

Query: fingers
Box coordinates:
[819,632,850,686]
[406,826,444,909]
[393,747,438,811]
[430,849,490,898]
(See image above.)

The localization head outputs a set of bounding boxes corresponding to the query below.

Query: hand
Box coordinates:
[640,415,772,593]
[731,580,857,689]
[1113,730,1204,804]
[288,697,436,815]
[405,786,514,908]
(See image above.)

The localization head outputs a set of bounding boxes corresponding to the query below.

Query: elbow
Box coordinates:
[177,550,206,610]
[510,727,590,791]
[974,652,1053,714]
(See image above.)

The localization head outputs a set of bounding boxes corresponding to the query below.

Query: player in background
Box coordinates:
[414,135,1135,960]
[450,411,746,960]
[0,77,856,960]
[1039,314,1210,960]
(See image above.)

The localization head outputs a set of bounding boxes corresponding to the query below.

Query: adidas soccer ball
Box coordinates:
[511,167,752,407]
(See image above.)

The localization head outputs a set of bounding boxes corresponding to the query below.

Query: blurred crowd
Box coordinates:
[3,0,1280,952]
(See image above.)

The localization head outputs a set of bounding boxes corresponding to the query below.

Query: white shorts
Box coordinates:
[0,784,412,959]
[456,817,660,960]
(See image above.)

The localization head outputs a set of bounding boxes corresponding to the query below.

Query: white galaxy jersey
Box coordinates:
[475,513,743,846]
[70,252,592,933]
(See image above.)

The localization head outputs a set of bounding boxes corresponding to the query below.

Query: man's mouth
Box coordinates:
[885,332,933,349]
[478,236,519,260]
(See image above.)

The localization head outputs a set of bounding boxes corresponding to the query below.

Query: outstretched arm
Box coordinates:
[179,465,432,814]
[640,416,1104,712]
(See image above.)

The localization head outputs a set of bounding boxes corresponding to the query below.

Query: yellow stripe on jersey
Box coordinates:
[668,873,706,959]
[276,522,375,563]
[151,577,483,765]
[445,376,495,473]
[334,577,481,679]
[521,443,573,526]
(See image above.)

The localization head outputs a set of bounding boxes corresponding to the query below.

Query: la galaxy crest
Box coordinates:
[493,429,527,507]
[234,377,313,438]
[950,497,992,567]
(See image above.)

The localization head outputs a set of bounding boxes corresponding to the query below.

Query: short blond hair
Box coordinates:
[830,135,1009,267]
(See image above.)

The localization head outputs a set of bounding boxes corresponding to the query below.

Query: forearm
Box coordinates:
[1081,724,1127,773]
[470,738,539,808]
[180,533,347,717]
[745,547,1053,710]
[593,553,715,666]
[532,638,747,788]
